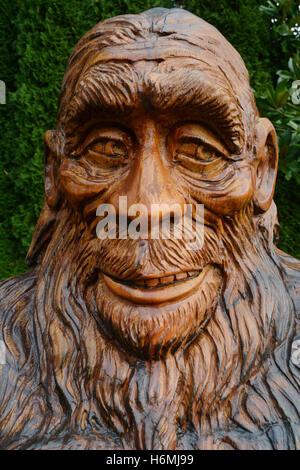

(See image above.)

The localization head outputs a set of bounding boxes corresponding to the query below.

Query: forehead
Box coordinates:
[60,11,254,120]
[81,39,219,69]
[76,38,234,95]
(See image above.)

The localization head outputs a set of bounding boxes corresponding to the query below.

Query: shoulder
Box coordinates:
[0,269,40,448]
[0,268,38,322]
[0,268,38,296]
[0,268,38,369]
[275,248,300,319]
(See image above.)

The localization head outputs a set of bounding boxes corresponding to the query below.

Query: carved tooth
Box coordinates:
[160,275,175,285]
[135,280,145,286]
[145,278,159,287]
[176,272,188,280]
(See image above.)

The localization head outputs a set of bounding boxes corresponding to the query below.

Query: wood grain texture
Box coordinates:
[0,8,299,450]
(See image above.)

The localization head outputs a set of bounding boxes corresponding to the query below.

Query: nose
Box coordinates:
[109,123,185,223]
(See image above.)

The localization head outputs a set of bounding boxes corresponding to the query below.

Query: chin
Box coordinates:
[95,264,223,360]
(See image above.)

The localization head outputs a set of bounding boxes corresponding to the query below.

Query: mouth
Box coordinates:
[101,267,211,305]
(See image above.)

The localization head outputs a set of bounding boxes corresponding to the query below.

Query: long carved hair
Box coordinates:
[0,9,299,450]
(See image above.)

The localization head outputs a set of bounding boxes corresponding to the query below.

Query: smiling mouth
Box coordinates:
[101,267,212,305]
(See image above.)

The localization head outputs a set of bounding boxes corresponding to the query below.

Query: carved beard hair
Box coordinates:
[21,199,293,450]
[1,201,296,450]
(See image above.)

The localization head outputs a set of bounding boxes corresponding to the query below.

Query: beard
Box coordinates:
[1,201,296,450]
[51,204,224,360]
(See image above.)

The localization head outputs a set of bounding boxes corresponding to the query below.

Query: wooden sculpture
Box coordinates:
[0,8,299,450]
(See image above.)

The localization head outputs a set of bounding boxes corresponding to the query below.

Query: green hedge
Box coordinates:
[0,0,299,280]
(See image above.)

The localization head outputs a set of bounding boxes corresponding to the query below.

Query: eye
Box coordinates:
[175,140,219,163]
[86,139,129,168]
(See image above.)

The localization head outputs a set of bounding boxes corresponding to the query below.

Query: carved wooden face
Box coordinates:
[40,24,278,359]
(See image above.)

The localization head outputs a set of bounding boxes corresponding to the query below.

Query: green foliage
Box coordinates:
[178,0,277,94]
[260,0,300,62]
[274,174,300,258]
[0,0,299,280]
[0,1,28,278]
[256,0,300,182]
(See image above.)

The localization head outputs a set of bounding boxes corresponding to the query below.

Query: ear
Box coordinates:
[44,129,60,208]
[25,130,60,266]
[253,118,278,213]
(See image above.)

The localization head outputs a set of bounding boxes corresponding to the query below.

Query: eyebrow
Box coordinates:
[148,68,244,151]
[64,64,244,153]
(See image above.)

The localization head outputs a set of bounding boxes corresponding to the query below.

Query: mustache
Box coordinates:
[73,221,223,283]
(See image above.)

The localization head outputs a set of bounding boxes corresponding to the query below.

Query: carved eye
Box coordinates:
[102,140,127,157]
[175,141,219,163]
[86,139,128,168]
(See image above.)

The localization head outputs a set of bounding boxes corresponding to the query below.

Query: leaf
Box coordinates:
[288,120,300,130]
[275,90,290,107]
[276,23,291,36]
[288,56,295,74]
[277,70,294,80]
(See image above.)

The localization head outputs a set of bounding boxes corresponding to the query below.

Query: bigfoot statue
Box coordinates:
[0,8,299,450]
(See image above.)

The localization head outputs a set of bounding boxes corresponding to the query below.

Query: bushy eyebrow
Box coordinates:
[64,63,244,153]
[65,63,138,121]
[146,67,244,151]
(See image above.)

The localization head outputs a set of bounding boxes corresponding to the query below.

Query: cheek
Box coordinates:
[188,163,255,216]
[59,159,110,206]
[207,165,255,215]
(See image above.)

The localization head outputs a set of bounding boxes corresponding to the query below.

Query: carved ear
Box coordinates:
[26,130,61,266]
[44,129,60,208]
[253,118,278,213]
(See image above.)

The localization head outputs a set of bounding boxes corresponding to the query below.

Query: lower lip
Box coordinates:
[101,267,210,305]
